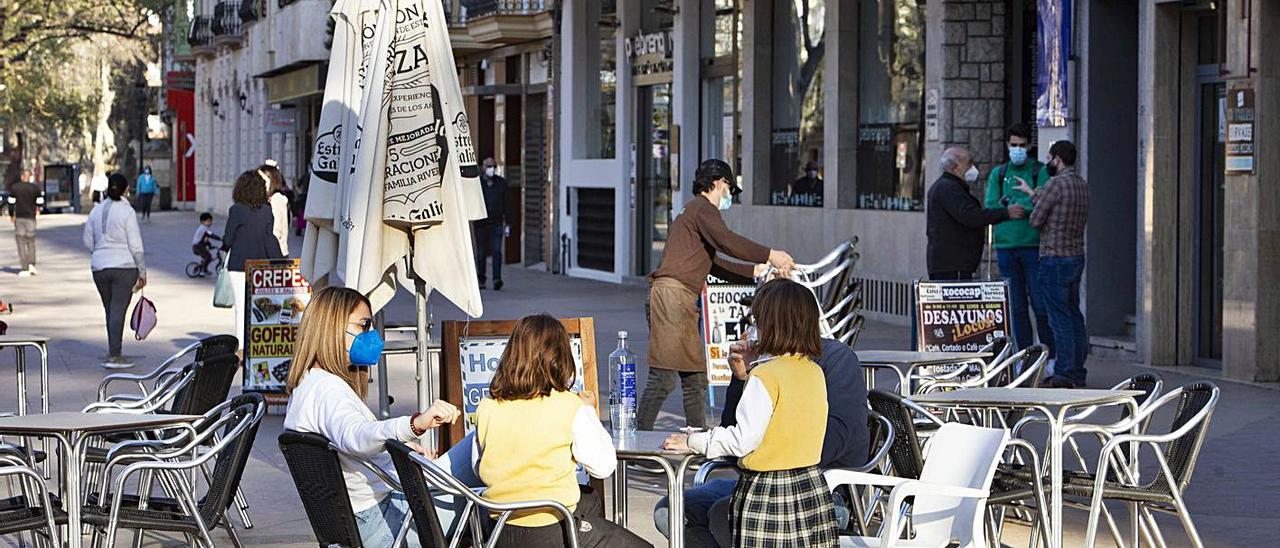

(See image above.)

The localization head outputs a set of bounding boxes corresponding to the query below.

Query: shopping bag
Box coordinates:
[130,292,158,341]
[213,256,235,309]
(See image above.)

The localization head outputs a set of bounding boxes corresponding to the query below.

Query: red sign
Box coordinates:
[166,88,196,203]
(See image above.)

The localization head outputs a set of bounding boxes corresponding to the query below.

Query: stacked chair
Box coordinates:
[790,238,866,346]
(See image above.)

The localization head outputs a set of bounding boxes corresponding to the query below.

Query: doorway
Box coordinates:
[635,82,673,276]
[1194,78,1225,364]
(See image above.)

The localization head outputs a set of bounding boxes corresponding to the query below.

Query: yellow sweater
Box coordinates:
[740,355,829,472]
[475,390,582,527]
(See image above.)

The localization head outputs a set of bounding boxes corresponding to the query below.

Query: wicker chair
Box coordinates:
[278,430,367,547]
[0,445,61,547]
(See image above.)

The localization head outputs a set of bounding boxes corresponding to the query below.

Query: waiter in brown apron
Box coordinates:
[638,159,795,429]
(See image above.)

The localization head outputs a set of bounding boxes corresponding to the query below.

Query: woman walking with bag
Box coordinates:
[222,170,283,345]
[83,173,147,368]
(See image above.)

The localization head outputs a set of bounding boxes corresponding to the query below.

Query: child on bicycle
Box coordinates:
[192,212,222,276]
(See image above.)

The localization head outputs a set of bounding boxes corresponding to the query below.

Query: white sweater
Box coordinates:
[283,369,418,512]
[82,199,146,277]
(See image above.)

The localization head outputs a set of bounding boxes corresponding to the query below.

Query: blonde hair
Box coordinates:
[286,286,371,399]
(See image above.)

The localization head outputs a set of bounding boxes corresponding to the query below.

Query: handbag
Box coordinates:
[213,254,235,308]
[130,292,158,340]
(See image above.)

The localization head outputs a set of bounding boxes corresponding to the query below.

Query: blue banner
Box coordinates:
[1036,0,1072,128]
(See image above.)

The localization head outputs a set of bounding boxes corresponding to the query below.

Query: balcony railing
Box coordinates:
[458,0,548,22]
[188,15,214,48]
[211,1,243,39]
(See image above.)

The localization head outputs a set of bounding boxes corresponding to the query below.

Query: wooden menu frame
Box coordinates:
[438,317,599,449]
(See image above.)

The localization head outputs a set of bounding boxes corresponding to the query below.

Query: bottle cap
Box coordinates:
[618,331,629,339]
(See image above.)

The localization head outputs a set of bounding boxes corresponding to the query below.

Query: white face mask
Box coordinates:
[964,165,980,183]
[484,167,495,177]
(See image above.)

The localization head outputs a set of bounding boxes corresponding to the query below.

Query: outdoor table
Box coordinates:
[613,430,703,548]
[0,412,202,548]
[856,350,990,395]
[0,334,51,463]
[911,387,1143,548]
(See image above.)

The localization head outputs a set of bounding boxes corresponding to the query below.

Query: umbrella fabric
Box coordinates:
[302,0,380,287]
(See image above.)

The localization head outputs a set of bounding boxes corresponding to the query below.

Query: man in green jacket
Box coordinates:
[985,124,1055,357]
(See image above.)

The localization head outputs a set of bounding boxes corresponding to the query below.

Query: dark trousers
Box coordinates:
[996,248,1055,357]
[192,244,213,271]
[494,486,648,548]
[474,222,503,284]
[637,367,709,429]
[14,218,36,270]
[92,268,139,357]
[1039,255,1088,384]
[137,193,154,218]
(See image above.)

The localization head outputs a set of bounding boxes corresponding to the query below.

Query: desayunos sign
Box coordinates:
[458,337,585,433]
[915,281,1009,353]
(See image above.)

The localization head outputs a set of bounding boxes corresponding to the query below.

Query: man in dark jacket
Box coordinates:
[926,146,1026,280]
[652,338,869,547]
[474,157,509,290]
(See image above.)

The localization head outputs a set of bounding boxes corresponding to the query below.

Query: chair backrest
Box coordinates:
[1153,382,1219,494]
[1128,373,1164,409]
[198,393,264,526]
[981,337,1012,369]
[385,440,452,548]
[278,430,363,548]
[1001,344,1049,388]
[195,334,240,362]
[866,389,925,480]
[914,423,1009,544]
[170,353,241,416]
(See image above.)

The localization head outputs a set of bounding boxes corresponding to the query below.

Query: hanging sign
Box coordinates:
[1225,86,1255,174]
[701,276,755,387]
[1035,0,1072,128]
[243,259,312,393]
[914,280,1010,353]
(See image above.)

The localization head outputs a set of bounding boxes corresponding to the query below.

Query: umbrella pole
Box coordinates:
[376,312,391,419]
[414,278,439,454]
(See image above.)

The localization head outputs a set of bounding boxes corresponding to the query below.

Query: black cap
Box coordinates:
[696,159,740,195]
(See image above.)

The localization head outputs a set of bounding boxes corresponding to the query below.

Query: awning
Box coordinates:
[261,62,326,104]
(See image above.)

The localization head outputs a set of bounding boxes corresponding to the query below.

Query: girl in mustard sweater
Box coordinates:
[473,314,650,548]
[665,279,838,547]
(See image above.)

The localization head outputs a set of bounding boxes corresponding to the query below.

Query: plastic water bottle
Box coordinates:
[609,331,637,437]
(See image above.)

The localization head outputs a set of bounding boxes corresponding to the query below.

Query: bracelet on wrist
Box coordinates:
[410,412,427,437]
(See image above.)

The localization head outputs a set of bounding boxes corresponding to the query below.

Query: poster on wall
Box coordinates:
[914,280,1010,354]
[701,276,755,387]
[243,259,311,393]
[1036,0,1072,128]
[1225,86,1255,174]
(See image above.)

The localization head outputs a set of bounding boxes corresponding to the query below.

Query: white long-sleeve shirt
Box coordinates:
[283,368,419,512]
[82,198,146,278]
[688,376,774,459]
[270,192,290,255]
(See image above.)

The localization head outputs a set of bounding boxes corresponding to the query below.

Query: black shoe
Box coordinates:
[494,280,504,291]
[1046,375,1080,389]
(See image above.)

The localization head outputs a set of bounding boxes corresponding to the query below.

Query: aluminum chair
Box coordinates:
[82,392,264,548]
[0,445,61,547]
[825,422,1010,548]
[386,439,581,548]
[95,334,238,403]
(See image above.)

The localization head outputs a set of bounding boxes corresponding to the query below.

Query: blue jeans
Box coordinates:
[474,222,503,284]
[996,248,1055,357]
[653,477,850,548]
[1039,255,1088,384]
[354,492,419,548]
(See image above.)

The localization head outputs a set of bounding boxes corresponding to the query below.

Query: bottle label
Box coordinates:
[619,359,636,408]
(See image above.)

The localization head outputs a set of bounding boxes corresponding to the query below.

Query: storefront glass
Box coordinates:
[585,0,617,159]
[702,0,743,178]
[852,0,926,211]
[766,0,825,208]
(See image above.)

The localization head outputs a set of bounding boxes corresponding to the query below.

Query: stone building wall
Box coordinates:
[938,0,1009,190]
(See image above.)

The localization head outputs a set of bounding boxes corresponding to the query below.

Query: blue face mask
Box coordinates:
[347,329,384,367]
[718,194,733,211]
[1008,146,1028,166]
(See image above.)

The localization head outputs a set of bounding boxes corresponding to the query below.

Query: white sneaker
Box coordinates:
[101,357,135,369]
[27,266,37,275]
[17,269,32,278]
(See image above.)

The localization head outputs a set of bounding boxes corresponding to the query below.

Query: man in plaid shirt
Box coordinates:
[1015,140,1089,387]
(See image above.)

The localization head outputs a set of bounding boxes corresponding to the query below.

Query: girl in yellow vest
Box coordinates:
[665,279,838,547]
[473,314,651,548]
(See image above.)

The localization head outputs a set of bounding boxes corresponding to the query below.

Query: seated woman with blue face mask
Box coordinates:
[283,287,482,548]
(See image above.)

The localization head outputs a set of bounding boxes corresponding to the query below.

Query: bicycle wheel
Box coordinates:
[185,262,202,278]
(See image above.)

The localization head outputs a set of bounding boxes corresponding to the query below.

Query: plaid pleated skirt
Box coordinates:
[729,466,839,548]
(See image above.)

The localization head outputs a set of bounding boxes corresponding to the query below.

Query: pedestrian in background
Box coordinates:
[925,146,1026,281]
[9,168,43,277]
[259,162,292,256]
[985,124,1055,356]
[83,173,146,368]
[474,157,509,291]
[1017,140,1089,388]
[135,166,157,222]
[223,170,284,345]
[638,159,795,431]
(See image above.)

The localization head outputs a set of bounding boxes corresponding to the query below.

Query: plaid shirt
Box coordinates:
[1030,167,1089,257]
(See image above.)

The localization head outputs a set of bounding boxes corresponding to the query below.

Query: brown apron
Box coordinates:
[648,277,705,372]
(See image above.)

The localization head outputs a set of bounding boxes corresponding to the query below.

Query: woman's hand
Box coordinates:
[663,433,691,452]
[134,277,147,291]
[767,249,795,276]
[578,390,598,410]
[728,341,759,381]
[414,400,461,431]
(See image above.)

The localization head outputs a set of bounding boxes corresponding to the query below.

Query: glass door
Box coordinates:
[636,83,673,275]
[1195,81,1225,365]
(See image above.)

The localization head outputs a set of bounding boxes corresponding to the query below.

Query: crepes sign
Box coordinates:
[243,259,312,393]
[914,281,1009,353]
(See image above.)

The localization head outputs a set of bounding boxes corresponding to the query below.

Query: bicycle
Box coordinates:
[186,249,224,278]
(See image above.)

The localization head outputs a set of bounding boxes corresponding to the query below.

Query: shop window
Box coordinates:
[764,0,826,208]
[851,0,926,211]
[583,0,618,159]
[702,0,743,178]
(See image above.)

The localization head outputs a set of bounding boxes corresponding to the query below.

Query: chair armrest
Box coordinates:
[334,443,404,492]
[823,469,913,491]
[693,458,738,487]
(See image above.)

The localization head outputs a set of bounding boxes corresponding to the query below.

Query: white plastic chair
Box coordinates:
[824,422,1010,547]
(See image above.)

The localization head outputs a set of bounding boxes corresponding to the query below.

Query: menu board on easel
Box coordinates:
[242,258,311,394]
[438,318,599,449]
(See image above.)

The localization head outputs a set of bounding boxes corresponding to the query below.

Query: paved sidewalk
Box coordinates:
[0,210,1276,547]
